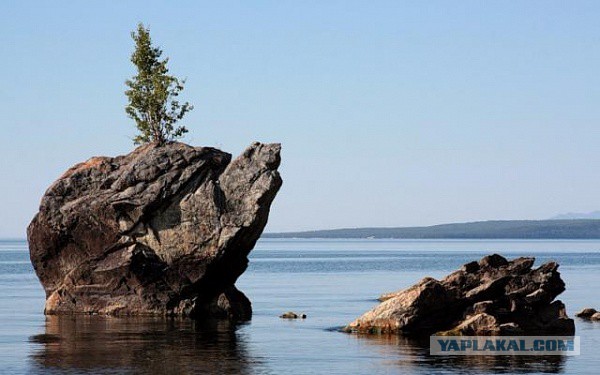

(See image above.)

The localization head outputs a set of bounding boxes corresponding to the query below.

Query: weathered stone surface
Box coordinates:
[28,142,282,320]
[345,254,575,336]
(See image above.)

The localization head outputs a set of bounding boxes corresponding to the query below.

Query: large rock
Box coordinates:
[27,142,282,320]
[345,254,575,336]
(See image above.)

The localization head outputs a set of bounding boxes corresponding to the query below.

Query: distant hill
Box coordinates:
[550,211,600,220]
[264,220,600,239]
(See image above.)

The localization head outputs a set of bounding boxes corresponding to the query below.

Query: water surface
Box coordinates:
[2,239,600,374]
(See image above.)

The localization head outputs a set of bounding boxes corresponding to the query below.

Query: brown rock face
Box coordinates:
[27,142,282,320]
[345,254,575,336]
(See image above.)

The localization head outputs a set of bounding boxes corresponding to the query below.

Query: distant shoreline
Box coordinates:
[6,219,600,241]
[264,219,600,239]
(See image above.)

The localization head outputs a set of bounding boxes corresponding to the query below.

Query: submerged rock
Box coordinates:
[28,142,282,320]
[345,254,575,336]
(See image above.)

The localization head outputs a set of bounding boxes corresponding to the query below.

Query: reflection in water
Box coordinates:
[29,316,268,375]
[351,334,568,374]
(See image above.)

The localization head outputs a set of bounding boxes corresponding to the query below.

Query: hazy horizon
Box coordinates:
[2,1,600,238]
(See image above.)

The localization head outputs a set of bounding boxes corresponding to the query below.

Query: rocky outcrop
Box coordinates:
[27,142,282,320]
[345,254,575,336]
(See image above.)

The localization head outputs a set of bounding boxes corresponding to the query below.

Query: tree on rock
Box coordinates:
[125,23,193,145]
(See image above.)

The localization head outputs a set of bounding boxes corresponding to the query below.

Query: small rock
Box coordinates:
[575,308,598,319]
[591,312,600,321]
[280,312,307,319]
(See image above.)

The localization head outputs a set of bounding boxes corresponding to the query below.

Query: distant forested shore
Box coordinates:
[264,220,600,239]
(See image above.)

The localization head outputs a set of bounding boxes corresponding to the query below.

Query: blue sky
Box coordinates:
[1,1,600,238]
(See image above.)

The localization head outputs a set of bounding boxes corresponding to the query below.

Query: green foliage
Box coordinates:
[125,23,193,145]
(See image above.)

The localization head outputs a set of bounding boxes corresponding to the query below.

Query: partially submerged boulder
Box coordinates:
[575,308,600,320]
[345,254,575,336]
[575,308,597,318]
[279,311,307,319]
[28,142,282,320]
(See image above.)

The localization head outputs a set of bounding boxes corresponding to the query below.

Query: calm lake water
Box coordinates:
[2,238,600,374]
